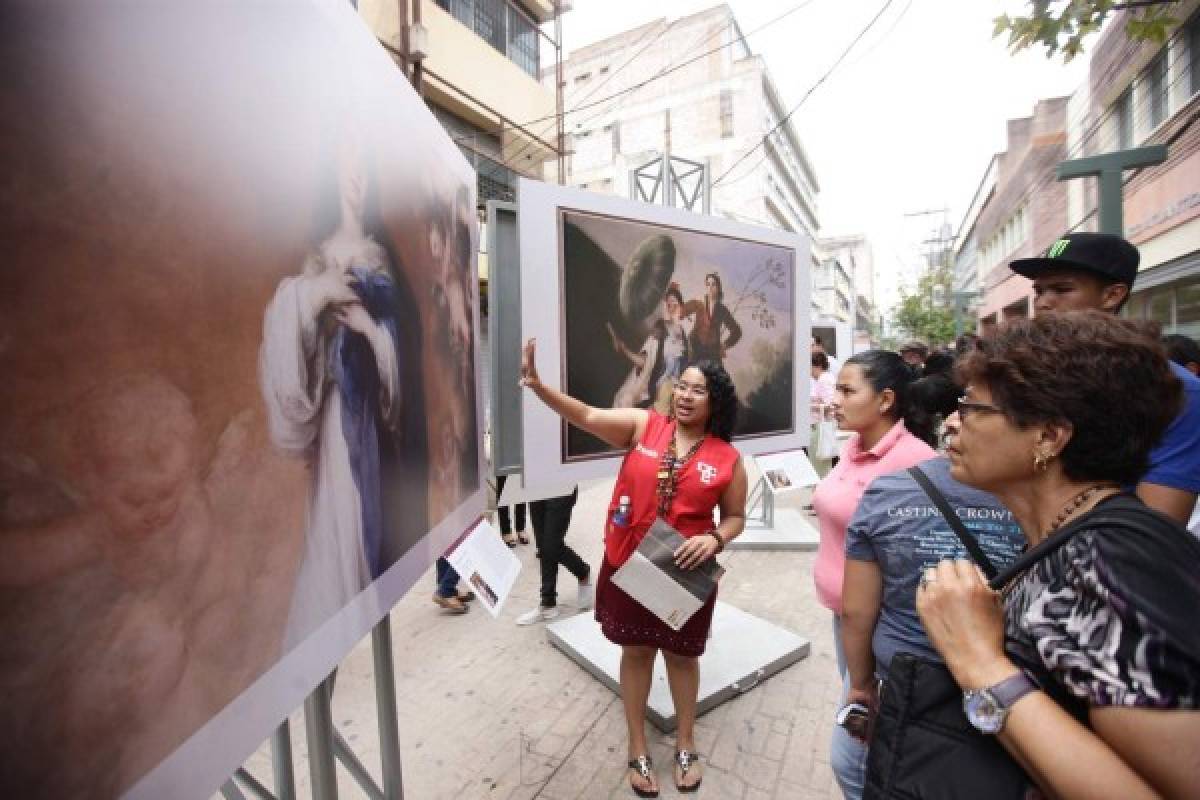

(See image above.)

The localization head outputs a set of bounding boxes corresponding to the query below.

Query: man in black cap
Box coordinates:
[1009,231,1200,525]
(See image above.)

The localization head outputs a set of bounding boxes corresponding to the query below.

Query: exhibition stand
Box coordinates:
[546,603,810,732]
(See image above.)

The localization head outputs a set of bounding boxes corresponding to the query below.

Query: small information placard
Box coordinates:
[755,449,820,494]
[445,520,522,618]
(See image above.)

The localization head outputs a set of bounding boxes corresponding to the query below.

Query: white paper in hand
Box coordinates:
[610,518,724,631]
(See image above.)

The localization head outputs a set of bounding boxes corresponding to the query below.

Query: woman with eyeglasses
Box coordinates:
[917,312,1200,799]
[520,339,747,797]
[810,350,940,798]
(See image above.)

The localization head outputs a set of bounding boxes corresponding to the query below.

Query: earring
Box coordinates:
[1033,451,1051,472]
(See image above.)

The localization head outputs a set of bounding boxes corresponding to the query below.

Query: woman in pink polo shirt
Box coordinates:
[811,350,938,800]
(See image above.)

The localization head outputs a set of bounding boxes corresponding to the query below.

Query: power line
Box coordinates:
[494,16,680,163]
[711,0,898,189]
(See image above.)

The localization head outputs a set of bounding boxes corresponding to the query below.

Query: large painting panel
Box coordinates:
[560,210,796,460]
[0,1,482,797]
[517,180,810,492]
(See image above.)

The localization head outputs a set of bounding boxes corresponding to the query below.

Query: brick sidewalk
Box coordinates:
[233,477,842,799]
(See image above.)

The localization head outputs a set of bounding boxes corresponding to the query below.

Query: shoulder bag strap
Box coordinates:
[907,466,998,580]
[987,495,1178,589]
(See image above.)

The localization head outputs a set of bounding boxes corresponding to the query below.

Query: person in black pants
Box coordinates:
[516,486,592,625]
[494,473,528,546]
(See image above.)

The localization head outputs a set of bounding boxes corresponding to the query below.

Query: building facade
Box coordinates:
[974,97,1071,332]
[968,2,1200,339]
[361,0,562,207]
[819,234,879,336]
[549,5,821,241]
[1083,3,1200,338]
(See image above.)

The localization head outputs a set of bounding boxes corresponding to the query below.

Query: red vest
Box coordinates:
[604,411,741,567]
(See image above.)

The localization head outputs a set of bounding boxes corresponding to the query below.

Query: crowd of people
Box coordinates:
[814,232,1200,799]
[441,231,1200,799]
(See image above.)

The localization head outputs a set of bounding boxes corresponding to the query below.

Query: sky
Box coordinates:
[553,0,1091,316]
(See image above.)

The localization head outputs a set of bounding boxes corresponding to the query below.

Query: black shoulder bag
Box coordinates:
[862,466,1030,800]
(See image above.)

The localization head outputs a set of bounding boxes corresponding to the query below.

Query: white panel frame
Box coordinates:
[517,178,812,492]
[123,1,488,795]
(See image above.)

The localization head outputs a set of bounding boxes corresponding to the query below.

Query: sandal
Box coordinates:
[501,531,517,547]
[627,755,659,798]
[674,750,702,793]
[456,590,475,603]
[431,593,469,614]
[516,529,529,545]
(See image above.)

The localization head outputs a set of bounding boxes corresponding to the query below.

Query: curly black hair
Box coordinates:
[685,360,738,442]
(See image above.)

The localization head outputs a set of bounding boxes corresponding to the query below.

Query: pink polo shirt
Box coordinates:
[810,419,937,613]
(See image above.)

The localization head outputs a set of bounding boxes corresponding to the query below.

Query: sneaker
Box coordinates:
[576,579,594,611]
[432,593,469,614]
[516,606,559,625]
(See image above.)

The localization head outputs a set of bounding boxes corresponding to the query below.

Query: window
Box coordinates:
[574,72,591,84]
[720,89,734,138]
[1148,290,1172,326]
[1145,52,1168,130]
[435,0,540,78]
[1188,11,1200,97]
[1115,88,1134,149]
[611,120,621,156]
[1176,283,1200,338]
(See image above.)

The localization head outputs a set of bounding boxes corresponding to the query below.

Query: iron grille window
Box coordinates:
[1146,52,1168,130]
[435,0,540,78]
[506,5,539,77]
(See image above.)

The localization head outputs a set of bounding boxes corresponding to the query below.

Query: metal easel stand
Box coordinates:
[725,476,818,552]
[745,476,775,528]
[223,615,404,800]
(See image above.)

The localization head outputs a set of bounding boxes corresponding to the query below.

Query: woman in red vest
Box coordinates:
[521,339,747,797]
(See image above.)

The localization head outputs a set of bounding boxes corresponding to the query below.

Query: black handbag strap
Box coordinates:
[907,466,998,580]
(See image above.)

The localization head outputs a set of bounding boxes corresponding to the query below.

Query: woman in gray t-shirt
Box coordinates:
[834,456,1023,798]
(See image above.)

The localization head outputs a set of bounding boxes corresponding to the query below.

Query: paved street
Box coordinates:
[235,476,842,799]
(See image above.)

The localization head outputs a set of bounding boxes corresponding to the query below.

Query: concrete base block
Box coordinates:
[545,602,810,732]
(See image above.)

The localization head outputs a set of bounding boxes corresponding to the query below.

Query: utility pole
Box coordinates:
[1057,145,1167,234]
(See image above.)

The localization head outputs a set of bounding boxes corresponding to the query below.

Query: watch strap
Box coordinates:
[988,670,1037,709]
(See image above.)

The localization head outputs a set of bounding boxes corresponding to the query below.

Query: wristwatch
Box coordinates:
[962,671,1037,735]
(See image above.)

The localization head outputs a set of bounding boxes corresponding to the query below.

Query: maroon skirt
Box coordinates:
[594,556,718,657]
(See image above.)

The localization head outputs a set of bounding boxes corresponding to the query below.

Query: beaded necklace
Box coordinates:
[1042,483,1119,539]
[655,427,705,517]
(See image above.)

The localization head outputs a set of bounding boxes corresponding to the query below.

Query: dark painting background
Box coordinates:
[560,210,796,459]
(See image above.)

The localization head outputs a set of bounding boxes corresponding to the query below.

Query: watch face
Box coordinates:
[963,689,1005,735]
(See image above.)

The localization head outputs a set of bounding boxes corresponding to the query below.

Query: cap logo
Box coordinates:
[1047,239,1070,258]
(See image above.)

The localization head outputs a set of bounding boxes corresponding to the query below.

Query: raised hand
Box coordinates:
[520,338,540,389]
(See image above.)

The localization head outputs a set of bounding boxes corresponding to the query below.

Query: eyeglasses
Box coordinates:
[674,381,708,398]
[957,397,1003,419]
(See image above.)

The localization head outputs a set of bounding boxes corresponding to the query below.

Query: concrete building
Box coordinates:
[361,0,563,207]
[812,256,854,324]
[549,4,821,241]
[1080,3,1200,338]
[953,158,997,299]
[819,234,879,338]
[974,97,1071,333]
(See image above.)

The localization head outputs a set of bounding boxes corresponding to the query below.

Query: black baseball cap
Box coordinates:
[1009,232,1140,286]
